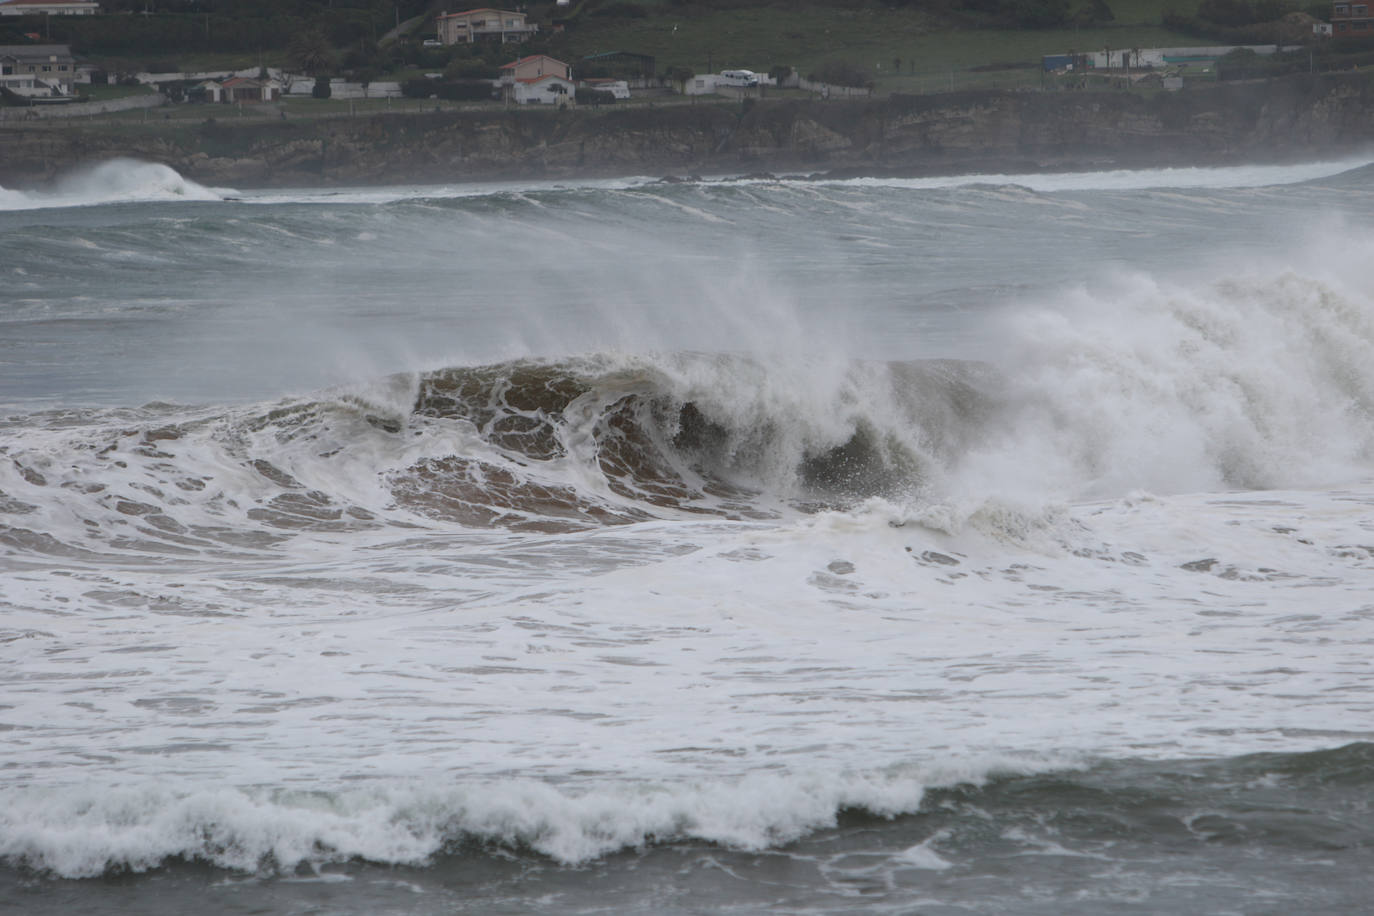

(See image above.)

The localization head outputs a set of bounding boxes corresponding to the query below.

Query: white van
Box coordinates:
[718,69,759,87]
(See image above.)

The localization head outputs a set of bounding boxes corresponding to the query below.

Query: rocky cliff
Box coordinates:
[3,73,1374,188]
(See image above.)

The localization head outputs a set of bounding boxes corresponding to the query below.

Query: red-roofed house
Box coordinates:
[499,54,570,83]
[436,8,538,45]
[0,0,100,14]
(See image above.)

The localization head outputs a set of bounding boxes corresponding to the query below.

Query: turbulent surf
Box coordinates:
[2,159,1374,915]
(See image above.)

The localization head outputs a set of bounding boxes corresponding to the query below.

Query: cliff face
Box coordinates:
[4,73,1374,188]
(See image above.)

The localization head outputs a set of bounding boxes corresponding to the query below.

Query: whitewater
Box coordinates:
[1,158,1373,914]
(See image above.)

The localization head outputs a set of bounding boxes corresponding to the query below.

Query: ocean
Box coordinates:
[2,157,1373,914]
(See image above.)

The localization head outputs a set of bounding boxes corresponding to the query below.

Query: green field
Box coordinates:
[538,0,1209,89]
[29,0,1237,104]
[78,83,158,102]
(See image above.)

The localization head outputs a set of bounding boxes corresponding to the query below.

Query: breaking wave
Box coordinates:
[0,159,224,211]
[0,756,1056,878]
[4,255,1374,559]
[5,743,1372,879]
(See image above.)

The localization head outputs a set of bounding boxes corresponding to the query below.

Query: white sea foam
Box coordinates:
[830,156,1374,192]
[236,175,658,206]
[0,159,226,210]
[0,758,1055,878]
[4,166,1374,889]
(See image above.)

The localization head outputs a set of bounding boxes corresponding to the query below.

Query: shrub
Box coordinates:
[434,80,496,101]
[809,59,874,89]
[312,75,332,99]
[401,78,436,99]
[445,59,500,80]
[575,87,616,105]
[590,1,648,17]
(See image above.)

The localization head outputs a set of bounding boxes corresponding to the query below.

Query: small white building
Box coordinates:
[580,77,629,99]
[684,74,723,95]
[512,74,573,105]
[1089,45,1282,69]
[199,76,282,104]
[684,71,772,95]
[281,77,403,99]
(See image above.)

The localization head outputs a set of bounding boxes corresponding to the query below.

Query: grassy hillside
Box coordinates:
[0,0,1266,97]
[522,0,1212,92]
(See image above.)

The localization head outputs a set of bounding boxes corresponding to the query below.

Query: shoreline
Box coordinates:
[4,74,1374,191]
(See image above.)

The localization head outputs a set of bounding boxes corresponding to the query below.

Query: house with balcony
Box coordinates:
[0,43,76,96]
[1332,0,1374,33]
[0,0,100,14]
[436,8,538,45]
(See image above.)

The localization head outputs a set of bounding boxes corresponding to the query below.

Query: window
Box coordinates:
[1357,4,1368,13]
[1336,3,1350,11]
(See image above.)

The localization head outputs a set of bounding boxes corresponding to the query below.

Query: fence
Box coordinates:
[0,93,165,120]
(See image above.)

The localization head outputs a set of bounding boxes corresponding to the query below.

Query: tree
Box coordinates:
[289,28,336,76]
[768,64,792,87]
[311,74,332,99]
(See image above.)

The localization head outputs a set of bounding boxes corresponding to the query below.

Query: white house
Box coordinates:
[0,43,76,96]
[0,0,100,14]
[436,8,538,45]
[512,74,573,105]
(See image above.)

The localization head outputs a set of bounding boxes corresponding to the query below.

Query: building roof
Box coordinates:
[0,43,75,60]
[500,54,566,70]
[582,50,655,62]
[438,8,519,18]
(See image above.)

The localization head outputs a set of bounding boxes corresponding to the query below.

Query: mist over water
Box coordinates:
[3,159,1374,913]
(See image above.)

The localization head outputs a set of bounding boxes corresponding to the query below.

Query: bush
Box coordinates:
[444,59,500,80]
[434,80,496,101]
[575,87,615,105]
[312,75,332,99]
[1197,0,1260,27]
[401,77,437,99]
[1008,0,1070,27]
[590,1,648,17]
[808,59,874,89]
